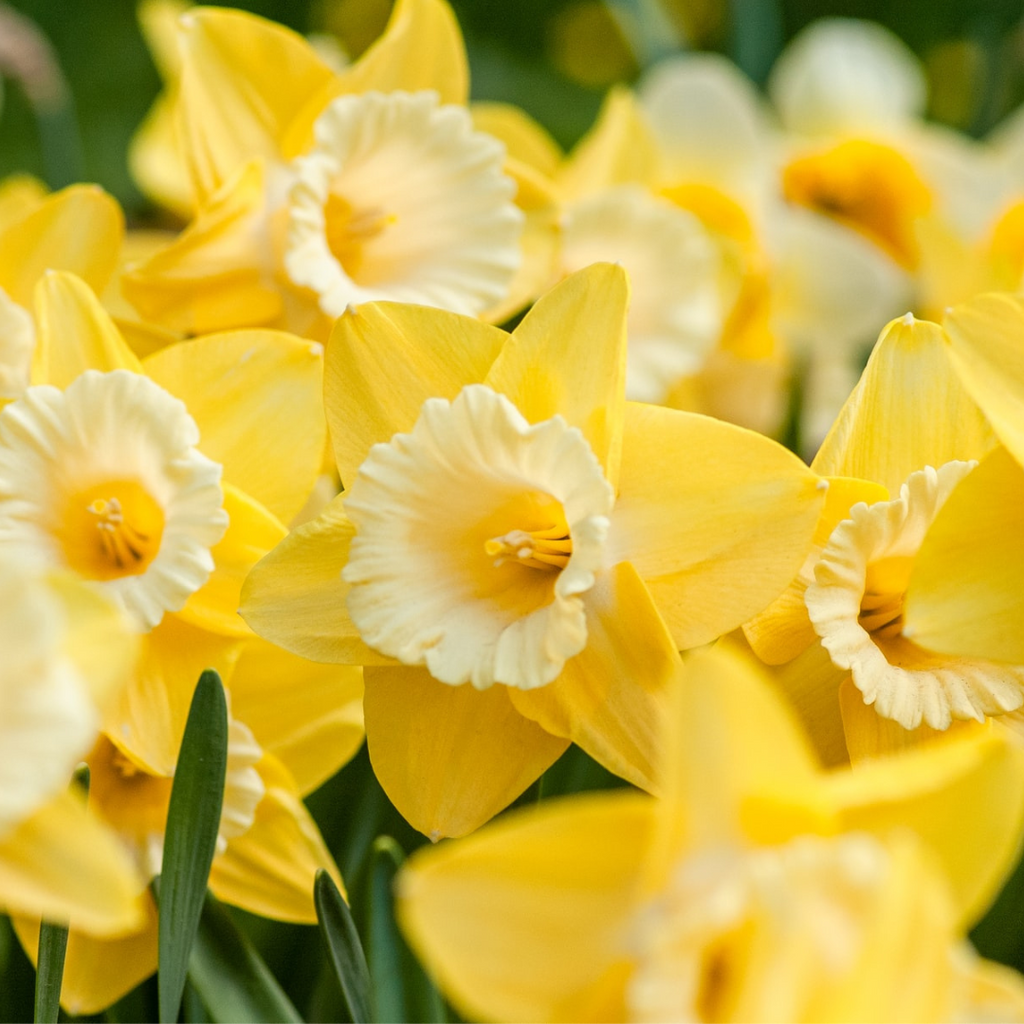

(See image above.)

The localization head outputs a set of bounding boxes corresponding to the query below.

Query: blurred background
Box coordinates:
[2,0,1024,221]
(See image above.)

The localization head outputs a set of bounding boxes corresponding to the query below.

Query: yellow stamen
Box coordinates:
[485,525,572,571]
[324,193,397,279]
[61,479,165,581]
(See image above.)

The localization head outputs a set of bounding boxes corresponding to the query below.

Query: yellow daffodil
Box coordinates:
[0,180,122,402]
[742,309,1024,762]
[241,263,825,838]
[397,643,1024,1022]
[122,0,557,338]
[12,662,354,1014]
[892,293,1024,667]
[0,555,143,935]
[0,270,326,777]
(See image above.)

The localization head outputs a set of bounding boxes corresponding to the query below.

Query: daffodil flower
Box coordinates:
[242,263,825,838]
[396,643,1024,1022]
[0,270,326,776]
[0,555,143,936]
[743,308,1024,761]
[122,0,557,338]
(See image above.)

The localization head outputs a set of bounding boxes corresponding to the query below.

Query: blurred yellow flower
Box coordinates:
[397,644,1024,1022]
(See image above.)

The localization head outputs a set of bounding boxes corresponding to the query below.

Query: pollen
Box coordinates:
[484,525,573,571]
[61,479,165,581]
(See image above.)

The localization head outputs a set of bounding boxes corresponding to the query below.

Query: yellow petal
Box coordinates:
[0,184,124,308]
[484,263,628,486]
[771,639,851,769]
[611,402,825,649]
[176,483,286,638]
[0,790,144,937]
[325,301,506,486]
[649,644,825,875]
[364,665,568,839]
[509,562,675,794]
[122,159,281,334]
[0,174,47,234]
[143,328,325,523]
[397,790,655,1023]
[239,495,389,666]
[129,87,196,221]
[811,313,995,493]
[744,475,889,665]
[824,722,1024,926]
[556,86,659,200]
[231,636,364,796]
[472,102,562,177]
[903,446,1024,663]
[282,0,469,158]
[31,270,142,386]
[13,895,158,1016]
[176,8,334,198]
[943,291,1024,470]
[105,616,242,776]
[209,755,343,923]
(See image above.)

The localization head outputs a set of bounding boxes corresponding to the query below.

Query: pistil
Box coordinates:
[484,525,572,571]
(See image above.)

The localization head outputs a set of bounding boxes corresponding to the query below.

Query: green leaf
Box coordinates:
[366,838,447,1024]
[315,869,371,1024]
[187,892,303,1024]
[32,921,68,1024]
[157,669,229,1024]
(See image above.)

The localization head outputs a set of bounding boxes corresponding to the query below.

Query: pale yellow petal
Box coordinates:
[0,185,124,308]
[397,790,655,1023]
[105,616,242,776]
[509,562,675,794]
[0,790,144,937]
[176,8,334,198]
[903,445,1024,663]
[13,895,158,1016]
[364,665,568,839]
[122,160,281,334]
[325,301,507,486]
[239,495,389,666]
[825,722,1024,926]
[610,402,825,649]
[231,636,364,796]
[744,475,889,666]
[484,263,628,486]
[556,87,659,201]
[472,102,562,177]
[176,483,286,638]
[31,270,142,386]
[143,328,325,523]
[811,313,995,493]
[209,755,343,922]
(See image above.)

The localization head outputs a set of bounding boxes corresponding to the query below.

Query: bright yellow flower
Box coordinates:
[0,270,326,776]
[242,263,825,838]
[742,309,1024,761]
[0,555,143,935]
[397,644,1024,1022]
[122,0,557,338]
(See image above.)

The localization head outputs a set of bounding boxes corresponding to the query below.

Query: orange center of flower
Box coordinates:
[61,479,165,581]
[661,182,755,248]
[782,139,931,269]
[484,524,572,571]
[858,554,913,642]
[324,193,397,281]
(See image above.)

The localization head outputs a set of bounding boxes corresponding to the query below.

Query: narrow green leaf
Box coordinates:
[157,669,229,1024]
[366,837,447,1024]
[187,892,302,1024]
[315,869,371,1024]
[33,921,68,1024]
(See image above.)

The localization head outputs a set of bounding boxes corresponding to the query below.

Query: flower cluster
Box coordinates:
[6,1,1024,1021]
